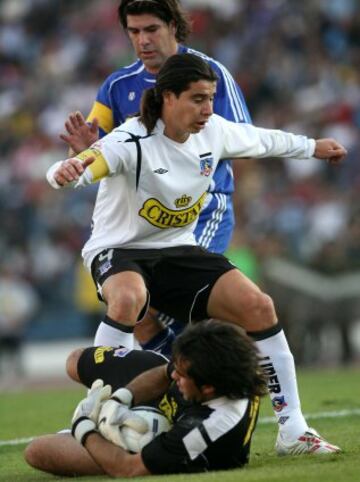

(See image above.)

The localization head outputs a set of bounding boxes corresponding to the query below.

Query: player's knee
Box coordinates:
[66,348,84,382]
[260,293,276,321]
[244,291,276,325]
[107,285,147,320]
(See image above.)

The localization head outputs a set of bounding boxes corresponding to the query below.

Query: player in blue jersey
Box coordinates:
[62,0,251,357]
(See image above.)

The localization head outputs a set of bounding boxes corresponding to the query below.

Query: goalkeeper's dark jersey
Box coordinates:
[143,381,260,474]
[78,346,260,474]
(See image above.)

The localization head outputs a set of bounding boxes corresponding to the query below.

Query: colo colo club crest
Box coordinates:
[199,153,214,177]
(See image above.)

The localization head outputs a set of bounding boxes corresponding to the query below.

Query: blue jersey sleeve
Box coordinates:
[96,77,112,109]
[87,74,118,138]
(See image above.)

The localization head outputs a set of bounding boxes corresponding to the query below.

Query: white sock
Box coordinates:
[94,321,135,349]
[255,329,309,441]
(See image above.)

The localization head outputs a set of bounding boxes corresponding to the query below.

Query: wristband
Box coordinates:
[72,416,97,445]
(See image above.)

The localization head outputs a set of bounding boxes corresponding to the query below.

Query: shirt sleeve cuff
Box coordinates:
[307,138,316,157]
[46,161,64,189]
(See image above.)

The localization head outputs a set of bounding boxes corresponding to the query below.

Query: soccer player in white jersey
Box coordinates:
[48,53,346,456]
[61,0,252,356]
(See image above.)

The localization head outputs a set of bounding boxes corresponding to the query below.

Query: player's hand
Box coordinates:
[314,138,347,164]
[71,379,111,445]
[98,388,148,448]
[54,155,95,186]
[60,111,99,154]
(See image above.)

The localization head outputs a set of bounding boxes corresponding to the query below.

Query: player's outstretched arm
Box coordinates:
[314,138,347,164]
[47,155,95,188]
[60,111,99,155]
[84,432,151,477]
[24,383,151,477]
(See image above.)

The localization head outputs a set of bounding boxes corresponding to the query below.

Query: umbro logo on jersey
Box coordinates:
[128,91,136,101]
[153,168,168,174]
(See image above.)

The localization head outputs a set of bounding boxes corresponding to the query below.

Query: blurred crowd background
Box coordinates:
[0,0,359,374]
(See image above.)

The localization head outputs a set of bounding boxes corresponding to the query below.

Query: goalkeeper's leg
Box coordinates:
[66,345,168,392]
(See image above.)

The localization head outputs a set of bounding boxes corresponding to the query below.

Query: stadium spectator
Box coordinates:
[0,265,39,381]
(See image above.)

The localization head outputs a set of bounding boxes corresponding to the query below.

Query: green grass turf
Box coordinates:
[1,367,359,482]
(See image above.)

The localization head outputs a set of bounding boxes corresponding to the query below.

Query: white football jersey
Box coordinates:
[47,114,315,269]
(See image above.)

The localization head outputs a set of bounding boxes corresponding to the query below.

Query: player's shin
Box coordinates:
[248,324,308,441]
[94,315,135,349]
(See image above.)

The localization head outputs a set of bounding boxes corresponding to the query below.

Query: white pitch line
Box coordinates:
[0,436,34,447]
[258,408,360,424]
[1,409,360,447]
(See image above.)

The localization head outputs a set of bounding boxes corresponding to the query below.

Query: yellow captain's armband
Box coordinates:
[76,148,109,182]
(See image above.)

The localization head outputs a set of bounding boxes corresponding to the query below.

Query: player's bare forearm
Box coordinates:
[126,365,170,405]
[84,432,150,477]
[314,138,347,164]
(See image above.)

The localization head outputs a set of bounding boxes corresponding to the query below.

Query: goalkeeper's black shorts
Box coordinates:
[77,346,168,395]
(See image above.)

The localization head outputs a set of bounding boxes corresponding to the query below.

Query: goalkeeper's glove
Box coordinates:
[98,388,148,448]
[71,379,111,445]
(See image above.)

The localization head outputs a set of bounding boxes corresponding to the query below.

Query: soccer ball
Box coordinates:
[121,406,171,453]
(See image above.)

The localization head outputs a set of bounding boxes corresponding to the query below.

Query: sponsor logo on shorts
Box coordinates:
[139,193,207,229]
[153,168,168,174]
[272,396,288,412]
[94,346,113,364]
[99,260,112,276]
[113,347,130,358]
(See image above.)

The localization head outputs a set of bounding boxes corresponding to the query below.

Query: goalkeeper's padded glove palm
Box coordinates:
[98,387,148,448]
[71,379,111,445]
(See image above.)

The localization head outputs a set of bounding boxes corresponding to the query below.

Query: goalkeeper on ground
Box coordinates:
[25,320,267,477]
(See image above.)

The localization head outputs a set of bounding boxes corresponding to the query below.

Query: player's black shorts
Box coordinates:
[91,245,236,323]
[77,346,168,392]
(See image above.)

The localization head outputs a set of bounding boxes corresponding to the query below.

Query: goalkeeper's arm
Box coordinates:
[84,432,151,477]
[97,365,171,448]
[126,364,170,405]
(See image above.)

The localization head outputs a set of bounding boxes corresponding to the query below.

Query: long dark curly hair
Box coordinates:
[172,319,268,400]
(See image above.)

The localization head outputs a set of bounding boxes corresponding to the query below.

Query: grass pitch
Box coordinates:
[1,367,359,482]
